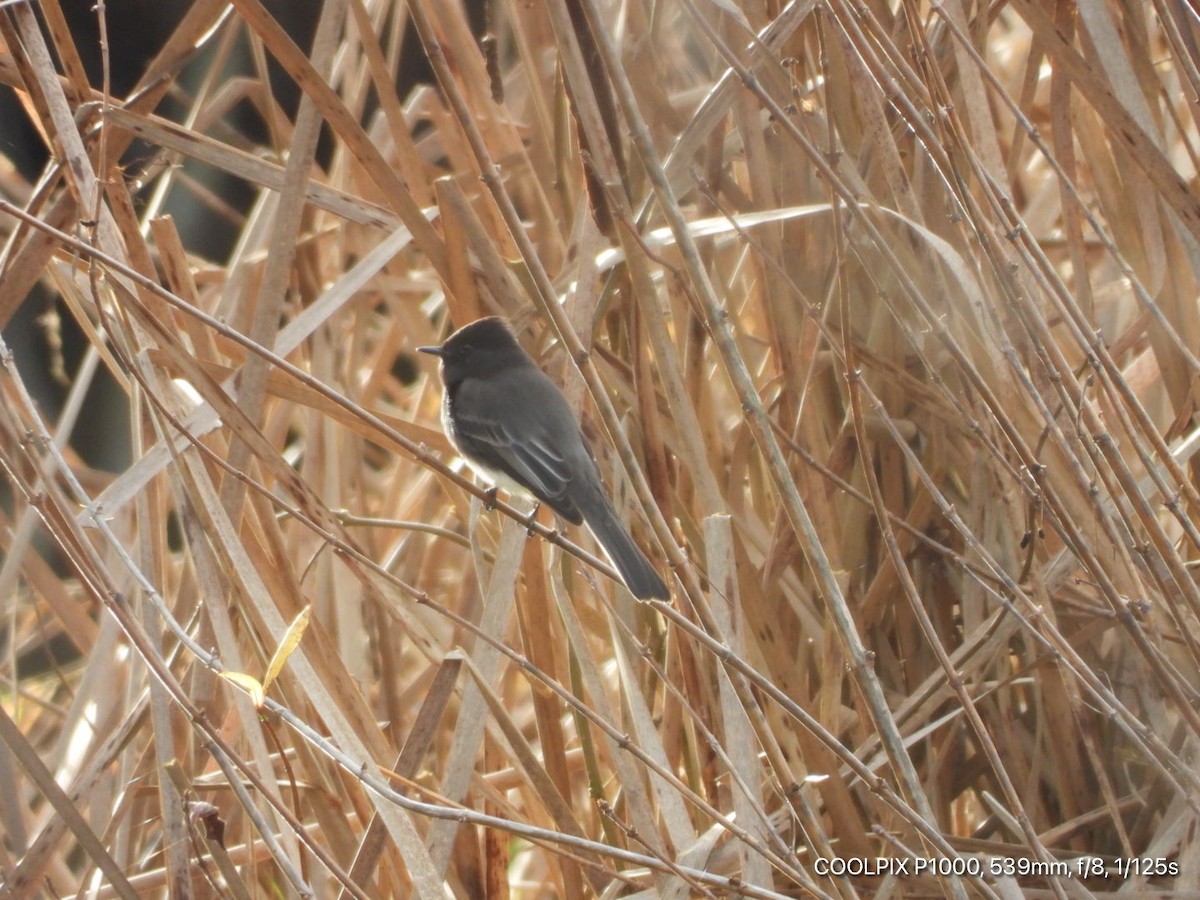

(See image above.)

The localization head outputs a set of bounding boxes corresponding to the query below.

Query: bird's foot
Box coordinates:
[524,503,541,535]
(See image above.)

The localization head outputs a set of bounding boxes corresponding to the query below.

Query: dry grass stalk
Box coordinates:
[1,0,1199,896]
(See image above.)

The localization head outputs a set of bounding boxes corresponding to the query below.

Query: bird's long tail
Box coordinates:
[583,496,669,600]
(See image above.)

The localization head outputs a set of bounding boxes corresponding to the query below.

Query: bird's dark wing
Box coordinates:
[448,372,588,523]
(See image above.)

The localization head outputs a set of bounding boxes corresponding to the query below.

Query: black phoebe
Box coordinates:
[419,317,668,600]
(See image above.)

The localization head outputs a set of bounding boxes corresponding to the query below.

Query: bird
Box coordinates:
[419,317,669,600]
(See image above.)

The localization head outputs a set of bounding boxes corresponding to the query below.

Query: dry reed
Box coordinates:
[1,0,1198,896]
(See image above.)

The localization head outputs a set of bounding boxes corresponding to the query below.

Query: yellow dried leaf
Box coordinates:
[262,605,312,696]
[220,672,265,710]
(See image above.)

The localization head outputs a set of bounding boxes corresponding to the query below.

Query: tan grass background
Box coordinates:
[2,0,1199,896]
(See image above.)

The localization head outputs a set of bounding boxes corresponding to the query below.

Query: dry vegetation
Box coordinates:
[2,0,1200,896]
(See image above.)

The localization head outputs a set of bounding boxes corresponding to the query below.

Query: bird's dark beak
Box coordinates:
[417,345,444,358]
